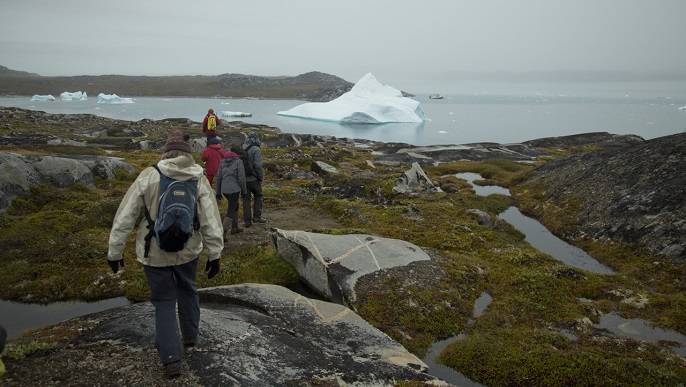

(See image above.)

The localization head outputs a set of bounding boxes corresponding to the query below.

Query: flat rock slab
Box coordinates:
[3,284,439,386]
[270,229,431,306]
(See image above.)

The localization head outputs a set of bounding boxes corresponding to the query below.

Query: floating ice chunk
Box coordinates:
[60,91,88,101]
[31,94,55,101]
[221,111,252,117]
[97,93,134,104]
[277,73,425,124]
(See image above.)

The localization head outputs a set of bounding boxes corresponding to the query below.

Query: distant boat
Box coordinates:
[429,94,445,99]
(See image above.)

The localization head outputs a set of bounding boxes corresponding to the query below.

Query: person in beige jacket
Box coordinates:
[107,131,224,378]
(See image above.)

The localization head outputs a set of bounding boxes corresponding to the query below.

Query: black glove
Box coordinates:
[216,193,222,200]
[108,259,124,274]
[205,259,220,279]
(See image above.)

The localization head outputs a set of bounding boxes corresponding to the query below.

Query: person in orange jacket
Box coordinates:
[201,137,226,186]
[202,108,221,143]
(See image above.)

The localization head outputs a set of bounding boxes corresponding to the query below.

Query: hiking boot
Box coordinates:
[183,336,198,347]
[244,219,252,228]
[164,361,182,378]
[231,217,243,234]
[253,217,267,223]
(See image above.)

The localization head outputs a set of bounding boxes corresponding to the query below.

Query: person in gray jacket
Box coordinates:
[242,132,266,227]
[215,144,247,237]
[107,131,224,379]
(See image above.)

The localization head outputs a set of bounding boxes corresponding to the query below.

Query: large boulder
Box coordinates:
[270,229,432,307]
[0,152,136,212]
[2,284,440,386]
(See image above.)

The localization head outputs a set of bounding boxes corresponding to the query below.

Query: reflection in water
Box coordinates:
[455,173,511,196]
[423,335,485,387]
[473,291,493,318]
[597,312,686,356]
[1,297,130,339]
[498,207,615,274]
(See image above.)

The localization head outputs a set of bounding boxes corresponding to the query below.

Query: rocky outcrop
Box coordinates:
[518,132,686,261]
[393,162,440,194]
[0,152,135,212]
[270,229,432,307]
[2,284,441,386]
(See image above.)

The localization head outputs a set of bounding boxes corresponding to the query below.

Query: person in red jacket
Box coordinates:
[202,108,221,143]
[201,137,226,186]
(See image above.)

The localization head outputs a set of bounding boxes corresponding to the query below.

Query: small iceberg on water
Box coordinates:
[31,94,55,101]
[221,111,252,118]
[60,91,88,101]
[278,73,426,124]
[97,93,134,104]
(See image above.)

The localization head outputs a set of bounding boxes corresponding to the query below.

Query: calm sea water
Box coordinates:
[1,81,685,146]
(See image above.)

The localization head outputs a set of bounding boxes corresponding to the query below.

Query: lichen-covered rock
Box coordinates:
[270,229,432,306]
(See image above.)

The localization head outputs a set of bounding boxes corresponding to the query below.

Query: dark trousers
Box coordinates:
[223,191,240,219]
[242,179,263,221]
[143,257,200,366]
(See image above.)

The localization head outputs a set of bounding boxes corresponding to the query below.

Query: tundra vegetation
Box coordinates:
[1,119,685,386]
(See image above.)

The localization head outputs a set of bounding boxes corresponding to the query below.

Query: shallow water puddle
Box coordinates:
[0,297,130,339]
[455,172,511,196]
[498,207,615,274]
[423,291,493,385]
[455,172,615,274]
[597,312,686,356]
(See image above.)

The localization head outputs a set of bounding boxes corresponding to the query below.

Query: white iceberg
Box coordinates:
[60,91,88,101]
[97,93,134,104]
[221,110,252,117]
[30,94,56,101]
[679,105,686,110]
[277,73,426,124]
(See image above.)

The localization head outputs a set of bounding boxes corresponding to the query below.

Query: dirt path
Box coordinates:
[221,205,342,251]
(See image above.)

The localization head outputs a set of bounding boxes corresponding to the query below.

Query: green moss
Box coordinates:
[4,341,60,360]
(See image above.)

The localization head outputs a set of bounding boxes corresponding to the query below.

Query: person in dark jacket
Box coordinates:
[215,144,247,238]
[241,132,266,227]
[201,137,226,186]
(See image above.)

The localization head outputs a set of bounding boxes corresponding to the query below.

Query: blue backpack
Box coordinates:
[143,164,200,257]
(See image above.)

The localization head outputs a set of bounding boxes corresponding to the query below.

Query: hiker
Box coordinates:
[215,144,247,239]
[202,108,220,143]
[107,130,224,379]
[241,132,266,227]
[201,137,226,186]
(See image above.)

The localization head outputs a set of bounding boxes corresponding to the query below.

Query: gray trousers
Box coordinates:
[143,257,200,365]
[242,179,263,221]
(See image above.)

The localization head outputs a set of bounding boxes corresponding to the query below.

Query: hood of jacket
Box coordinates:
[207,144,223,151]
[224,151,239,159]
[157,155,204,181]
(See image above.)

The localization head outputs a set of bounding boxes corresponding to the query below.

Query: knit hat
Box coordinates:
[209,137,219,145]
[164,131,192,153]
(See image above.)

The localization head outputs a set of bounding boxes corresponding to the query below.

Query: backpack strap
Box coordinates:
[142,164,162,258]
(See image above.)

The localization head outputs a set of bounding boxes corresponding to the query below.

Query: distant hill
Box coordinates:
[0,65,40,78]
[0,66,353,102]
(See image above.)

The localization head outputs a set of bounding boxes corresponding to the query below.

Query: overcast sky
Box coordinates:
[1,0,685,85]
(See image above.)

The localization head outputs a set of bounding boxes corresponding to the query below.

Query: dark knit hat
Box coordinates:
[209,137,219,145]
[164,131,192,153]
